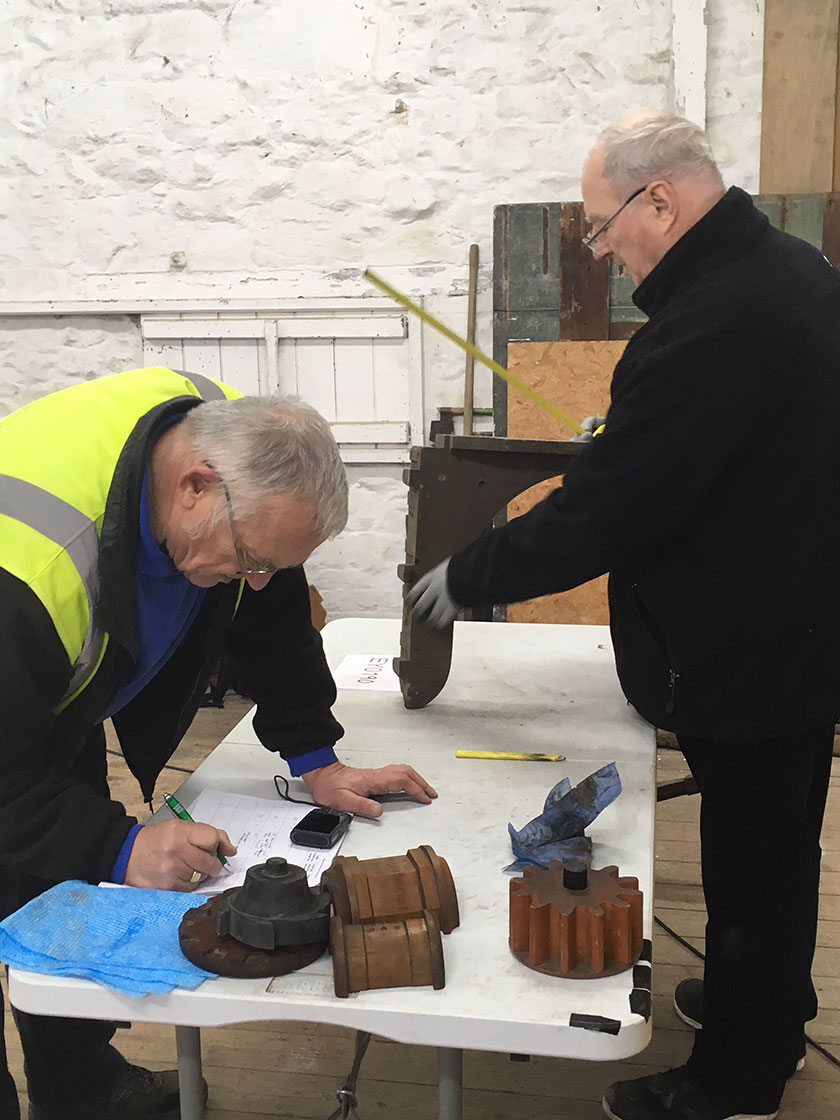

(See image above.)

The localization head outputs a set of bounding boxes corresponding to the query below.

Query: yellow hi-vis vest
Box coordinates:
[0,367,242,710]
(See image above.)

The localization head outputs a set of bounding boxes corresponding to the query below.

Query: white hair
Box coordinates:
[183,394,348,540]
[596,111,723,195]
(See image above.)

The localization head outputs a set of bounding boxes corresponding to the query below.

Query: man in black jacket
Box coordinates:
[410,113,840,1120]
[0,370,435,1120]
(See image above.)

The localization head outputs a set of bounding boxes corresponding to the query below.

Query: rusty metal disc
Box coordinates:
[179,894,328,979]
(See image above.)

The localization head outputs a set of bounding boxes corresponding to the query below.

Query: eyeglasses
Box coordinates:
[583,184,649,250]
[206,463,278,576]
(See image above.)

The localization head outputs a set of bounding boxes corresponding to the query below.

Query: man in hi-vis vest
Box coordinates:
[0,368,436,1120]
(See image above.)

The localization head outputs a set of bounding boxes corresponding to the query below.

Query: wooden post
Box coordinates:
[463,244,478,436]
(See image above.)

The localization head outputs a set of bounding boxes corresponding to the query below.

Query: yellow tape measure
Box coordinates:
[364,269,585,437]
[455,750,566,762]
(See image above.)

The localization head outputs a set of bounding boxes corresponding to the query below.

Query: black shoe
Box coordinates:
[673,977,703,1030]
[602,1066,778,1120]
[673,978,806,1073]
[28,1064,206,1120]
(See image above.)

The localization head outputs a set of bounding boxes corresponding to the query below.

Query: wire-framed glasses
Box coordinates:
[206,462,278,576]
[583,184,649,250]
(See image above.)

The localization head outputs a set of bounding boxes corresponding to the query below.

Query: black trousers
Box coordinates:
[0,726,128,1112]
[0,979,20,1120]
[678,725,834,1113]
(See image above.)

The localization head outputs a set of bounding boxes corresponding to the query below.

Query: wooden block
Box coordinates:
[323,845,459,933]
[330,911,445,998]
[505,340,626,625]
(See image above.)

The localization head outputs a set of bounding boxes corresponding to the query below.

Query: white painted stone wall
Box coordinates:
[0,0,764,620]
[0,318,142,415]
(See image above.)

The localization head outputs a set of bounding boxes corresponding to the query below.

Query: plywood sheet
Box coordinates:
[760,0,840,193]
[506,340,626,625]
[507,340,623,440]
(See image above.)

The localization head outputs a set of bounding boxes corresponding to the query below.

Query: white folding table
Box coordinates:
[9,619,656,1120]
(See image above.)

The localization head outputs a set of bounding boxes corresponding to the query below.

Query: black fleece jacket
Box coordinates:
[448,187,840,742]
[0,397,343,886]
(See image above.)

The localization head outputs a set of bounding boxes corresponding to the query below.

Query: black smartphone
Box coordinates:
[289,808,352,849]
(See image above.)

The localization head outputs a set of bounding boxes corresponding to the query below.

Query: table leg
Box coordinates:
[437,1047,463,1120]
[175,1025,205,1120]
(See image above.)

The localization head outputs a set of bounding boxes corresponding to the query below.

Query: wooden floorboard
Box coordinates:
[3,704,839,1117]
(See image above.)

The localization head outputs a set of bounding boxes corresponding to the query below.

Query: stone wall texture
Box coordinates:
[0,0,765,619]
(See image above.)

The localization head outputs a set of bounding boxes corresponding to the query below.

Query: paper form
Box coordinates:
[185,789,346,893]
[332,653,401,691]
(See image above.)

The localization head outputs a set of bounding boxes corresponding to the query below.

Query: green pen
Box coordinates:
[163,792,231,870]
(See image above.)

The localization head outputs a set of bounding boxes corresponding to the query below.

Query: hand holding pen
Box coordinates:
[163,792,236,883]
[163,793,232,871]
[123,794,237,892]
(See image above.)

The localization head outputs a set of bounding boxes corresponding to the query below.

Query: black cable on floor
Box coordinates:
[654,913,840,1071]
[653,914,705,962]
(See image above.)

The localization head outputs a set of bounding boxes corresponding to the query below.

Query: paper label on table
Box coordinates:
[266,973,357,998]
[332,653,401,691]
[185,789,345,893]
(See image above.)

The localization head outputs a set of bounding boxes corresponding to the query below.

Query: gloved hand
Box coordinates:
[571,415,607,442]
[406,558,459,628]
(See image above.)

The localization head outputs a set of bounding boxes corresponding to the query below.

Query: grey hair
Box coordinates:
[596,111,723,196]
[183,394,348,540]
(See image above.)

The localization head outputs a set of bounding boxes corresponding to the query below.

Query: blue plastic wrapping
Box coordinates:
[505,762,622,872]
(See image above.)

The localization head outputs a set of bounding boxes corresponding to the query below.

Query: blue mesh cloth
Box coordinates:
[505,761,622,872]
[0,882,214,997]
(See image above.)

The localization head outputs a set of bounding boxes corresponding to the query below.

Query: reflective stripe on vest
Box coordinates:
[0,369,242,708]
[0,474,103,699]
[175,371,227,401]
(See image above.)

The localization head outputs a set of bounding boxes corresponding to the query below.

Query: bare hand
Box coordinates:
[124,819,237,891]
[302,762,438,819]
